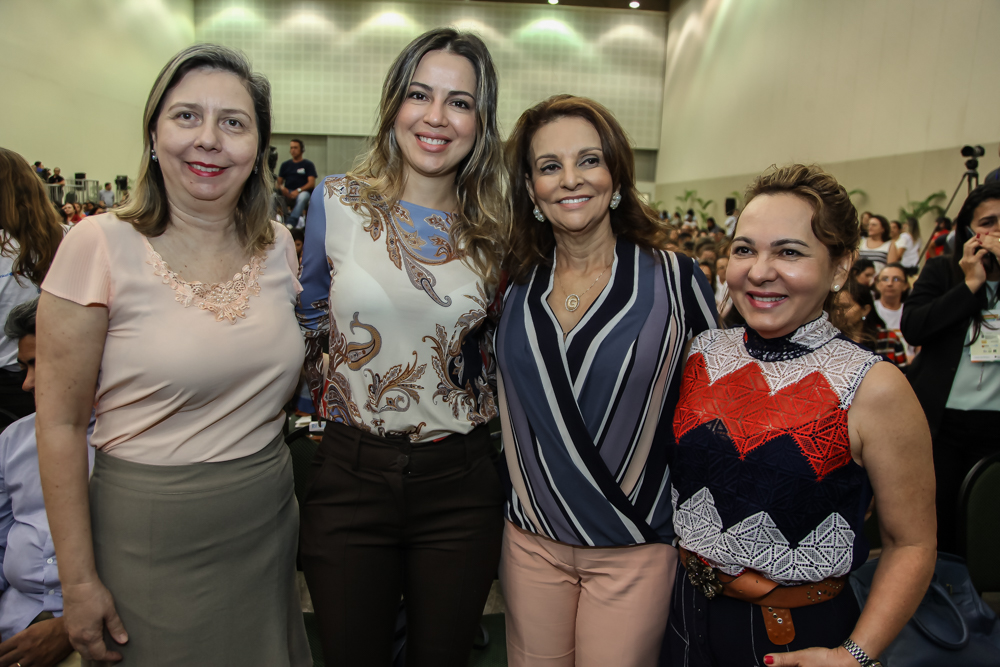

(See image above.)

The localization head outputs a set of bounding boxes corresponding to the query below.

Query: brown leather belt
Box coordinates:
[678,547,847,645]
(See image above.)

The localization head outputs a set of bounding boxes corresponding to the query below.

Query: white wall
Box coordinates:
[655,0,1000,229]
[0,0,195,185]
[195,0,668,149]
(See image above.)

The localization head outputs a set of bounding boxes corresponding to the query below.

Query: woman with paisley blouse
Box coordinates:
[495,95,718,666]
[296,29,506,667]
[665,165,936,667]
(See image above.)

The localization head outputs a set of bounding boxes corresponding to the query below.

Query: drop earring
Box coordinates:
[610,191,621,209]
[254,165,258,174]
[150,149,158,162]
[533,207,545,222]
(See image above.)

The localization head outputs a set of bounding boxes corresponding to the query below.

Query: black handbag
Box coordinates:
[849,553,1000,666]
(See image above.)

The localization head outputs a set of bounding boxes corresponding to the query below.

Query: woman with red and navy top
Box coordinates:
[663,165,936,667]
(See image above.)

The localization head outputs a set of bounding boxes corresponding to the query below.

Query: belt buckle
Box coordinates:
[685,555,724,599]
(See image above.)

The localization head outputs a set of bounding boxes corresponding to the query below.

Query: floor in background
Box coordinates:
[469,614,508,667]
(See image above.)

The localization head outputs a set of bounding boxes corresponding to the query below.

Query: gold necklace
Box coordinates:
[559,259,613,312]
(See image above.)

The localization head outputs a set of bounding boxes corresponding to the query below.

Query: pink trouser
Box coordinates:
[500,521,677,667]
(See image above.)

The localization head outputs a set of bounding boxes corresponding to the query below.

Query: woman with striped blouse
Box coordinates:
[495,95,717,666]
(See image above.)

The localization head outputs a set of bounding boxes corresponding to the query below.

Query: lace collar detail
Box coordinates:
[144,238,264,324]
[742,312,839,362]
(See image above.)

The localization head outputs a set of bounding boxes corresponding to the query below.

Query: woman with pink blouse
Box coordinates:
[34,46,309,666]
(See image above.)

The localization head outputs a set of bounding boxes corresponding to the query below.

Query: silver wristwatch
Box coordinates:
[842,638,882,667]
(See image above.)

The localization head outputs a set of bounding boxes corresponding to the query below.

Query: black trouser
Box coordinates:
[300,422,504,667]
[0,369,33,430]
[933,409,997,555]
[661,562,860,667]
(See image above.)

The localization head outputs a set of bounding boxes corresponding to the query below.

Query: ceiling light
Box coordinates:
[548,0,559,4]
[629,1,640,7]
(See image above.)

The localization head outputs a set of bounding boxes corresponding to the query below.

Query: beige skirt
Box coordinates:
[84,432,310,667]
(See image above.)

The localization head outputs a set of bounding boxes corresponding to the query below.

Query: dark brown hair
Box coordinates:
[116,44,275,253]
[0,147,64,285]
[504,94,668,283]
[737,164,860,328]
[869,214,890,243]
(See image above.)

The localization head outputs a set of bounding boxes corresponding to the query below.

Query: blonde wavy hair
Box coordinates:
[348,28,506,292]
[0,147,64,286]
[116,44,275,253]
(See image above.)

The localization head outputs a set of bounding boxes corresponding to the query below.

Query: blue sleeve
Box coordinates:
[295,176,333,414]
[0,432,14,593]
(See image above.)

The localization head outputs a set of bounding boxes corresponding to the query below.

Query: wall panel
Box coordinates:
[195,0,668,148]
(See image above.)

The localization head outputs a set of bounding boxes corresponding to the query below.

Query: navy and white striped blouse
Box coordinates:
[495,240,717,547]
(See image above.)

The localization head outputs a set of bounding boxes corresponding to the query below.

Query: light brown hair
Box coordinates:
[116,44,275,253]
[0,147,64,285]
[349,28,505,291]
[504,95,668,284]
[737,164,860,327]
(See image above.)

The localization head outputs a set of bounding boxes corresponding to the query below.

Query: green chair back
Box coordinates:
[959,453,1000,593]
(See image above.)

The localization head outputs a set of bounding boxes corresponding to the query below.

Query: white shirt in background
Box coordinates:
[895,232,920,268]
[0,247,39,371]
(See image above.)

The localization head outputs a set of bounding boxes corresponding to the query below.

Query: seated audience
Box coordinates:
[714,253,729,303]
[858,213,901,271]
[0,148,63,429]
[694,237,716,263]
[895,217,921,273]
[0,298,92,667]
[925,216,951,259]
[902,181,1000,556]
[849,257,876,288]
[698,259,716,291]
[874,263,916,363]
[839,279,907,370]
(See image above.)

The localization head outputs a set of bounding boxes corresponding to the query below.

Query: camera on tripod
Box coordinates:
[961,145,985,172]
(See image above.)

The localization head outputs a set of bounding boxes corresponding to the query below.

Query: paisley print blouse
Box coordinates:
[296,175,496,442]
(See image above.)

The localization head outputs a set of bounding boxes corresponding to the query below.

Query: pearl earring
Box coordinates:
[533,207,545,222]
[610,192,621,210]
[832,284,840,292]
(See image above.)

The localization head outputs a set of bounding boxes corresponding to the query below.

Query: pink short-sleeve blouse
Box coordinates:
[42,215,305,465]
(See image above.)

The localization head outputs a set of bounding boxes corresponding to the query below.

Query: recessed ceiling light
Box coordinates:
[548,0,559,4]
[630,1,641,7]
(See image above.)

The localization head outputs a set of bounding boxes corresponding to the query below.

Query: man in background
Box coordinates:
[46,169,65,206]
[98,183,115,208]
[276,138,316,229]
[0,298,91,667]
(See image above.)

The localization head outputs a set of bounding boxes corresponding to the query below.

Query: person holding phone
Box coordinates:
[902,181,1000,555]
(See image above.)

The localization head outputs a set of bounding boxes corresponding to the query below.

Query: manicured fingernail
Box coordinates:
[764,657,775,665]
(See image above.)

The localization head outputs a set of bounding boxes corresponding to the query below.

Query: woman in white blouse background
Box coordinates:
[295,28,507,667]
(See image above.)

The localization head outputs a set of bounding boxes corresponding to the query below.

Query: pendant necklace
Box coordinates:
[559,258,614,312]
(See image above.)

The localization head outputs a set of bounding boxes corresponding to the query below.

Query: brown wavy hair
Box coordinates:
[0,147,64,286]
[349,28,505,291]
[504,95,669,284]
[736,164,860,329]
[116,44,275,253]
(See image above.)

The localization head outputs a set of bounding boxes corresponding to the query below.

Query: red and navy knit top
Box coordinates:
[671,313,881,585]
